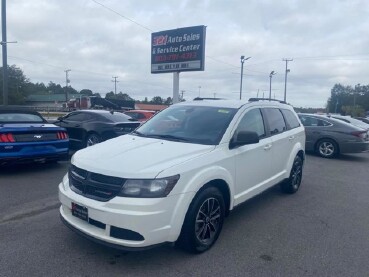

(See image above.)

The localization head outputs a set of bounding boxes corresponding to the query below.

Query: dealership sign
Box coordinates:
[151,25,206,73]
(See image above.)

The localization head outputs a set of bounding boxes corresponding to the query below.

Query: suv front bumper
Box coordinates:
[59,182,195,249]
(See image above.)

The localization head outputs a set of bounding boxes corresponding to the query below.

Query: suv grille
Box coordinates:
[69,165,125,202]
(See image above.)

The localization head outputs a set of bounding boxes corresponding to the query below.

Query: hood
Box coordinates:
[72,134,215,179]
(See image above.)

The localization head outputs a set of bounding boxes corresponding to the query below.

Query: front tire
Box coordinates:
[281,156,303,194]
[176,187,225,253]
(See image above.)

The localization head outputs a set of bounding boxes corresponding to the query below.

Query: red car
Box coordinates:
[124,110,155,122]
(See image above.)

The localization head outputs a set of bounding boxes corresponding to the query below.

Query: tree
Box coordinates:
[150,96,163,104]
[80,89,93,96]
[0,65,30,104]
[164,97,172,105]
[47,81,64,94]
[327,83,369,114]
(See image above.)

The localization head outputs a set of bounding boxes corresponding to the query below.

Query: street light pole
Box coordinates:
[283,58,293,102]
[269,71,276,100]
[239,56,251,100]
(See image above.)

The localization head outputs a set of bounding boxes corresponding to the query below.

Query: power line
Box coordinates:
[91,0,153,32]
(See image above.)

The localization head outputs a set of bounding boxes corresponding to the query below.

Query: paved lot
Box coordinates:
[1,152,369,276]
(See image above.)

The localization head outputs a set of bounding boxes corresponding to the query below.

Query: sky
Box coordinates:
[3,0,369,108]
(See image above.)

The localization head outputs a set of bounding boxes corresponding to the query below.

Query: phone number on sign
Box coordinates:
[154,52,197,62]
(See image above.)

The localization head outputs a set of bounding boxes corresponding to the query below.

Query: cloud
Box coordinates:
[5,0,369,107]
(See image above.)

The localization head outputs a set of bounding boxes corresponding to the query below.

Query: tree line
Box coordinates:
[327,84,369,116]
[1,65,369,115]
[0,65,174,105]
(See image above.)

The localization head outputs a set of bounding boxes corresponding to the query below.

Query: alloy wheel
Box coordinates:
[195,197,221,245]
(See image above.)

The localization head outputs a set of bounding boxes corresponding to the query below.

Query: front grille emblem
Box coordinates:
[34,135,42,139]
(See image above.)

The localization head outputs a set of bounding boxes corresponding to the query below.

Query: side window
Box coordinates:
[263,108,287,135]
[299,115,331,127]
[65,113,92,122]
[236,108,266,138]
[281,109,300,130]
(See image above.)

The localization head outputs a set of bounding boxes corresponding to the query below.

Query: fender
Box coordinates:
[166,165,235,241]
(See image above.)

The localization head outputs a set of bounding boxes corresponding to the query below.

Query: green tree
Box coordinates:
[0,65,29,104]
[150,96,163,104]
[80,89,93,96]
[164,97,172,105]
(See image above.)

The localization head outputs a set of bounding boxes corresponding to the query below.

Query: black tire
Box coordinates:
[281,156,303,194]
[85,133,101,147]
[176,187,225,253]
[316,139,338,158]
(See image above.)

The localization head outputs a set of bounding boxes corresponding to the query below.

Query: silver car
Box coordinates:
[298,113,369,158]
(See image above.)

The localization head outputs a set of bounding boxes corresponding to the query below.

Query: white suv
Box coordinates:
[59,99,305,253]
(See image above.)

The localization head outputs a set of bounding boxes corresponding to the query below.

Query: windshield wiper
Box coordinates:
[131,130,147,137]
[146,134,190,142]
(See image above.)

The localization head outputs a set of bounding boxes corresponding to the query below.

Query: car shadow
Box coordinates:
[306,151,369,162]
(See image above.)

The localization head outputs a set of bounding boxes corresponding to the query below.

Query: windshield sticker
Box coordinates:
[218,109,230,114]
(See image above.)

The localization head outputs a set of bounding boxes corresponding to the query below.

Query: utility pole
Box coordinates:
[283,58,293,102]
[64,69,71,103]
[112,76,119,95]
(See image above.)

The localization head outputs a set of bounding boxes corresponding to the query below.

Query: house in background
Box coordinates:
[25,94,80,108]
[135,103,168,112]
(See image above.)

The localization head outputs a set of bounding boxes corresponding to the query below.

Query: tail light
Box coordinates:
[0,133,16,143]
[351,130,368,140]
[57,131,69,140]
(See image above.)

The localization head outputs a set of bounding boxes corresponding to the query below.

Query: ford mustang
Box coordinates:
[0,109,69,165]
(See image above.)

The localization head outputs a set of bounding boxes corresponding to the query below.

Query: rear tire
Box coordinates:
[316,139,338,158]
[176,187,225,253]
[85,133,101,147]
[281,156,303,194]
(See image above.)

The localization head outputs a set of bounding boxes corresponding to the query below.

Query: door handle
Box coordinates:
[288,136,295,140]
[264,144,272,150]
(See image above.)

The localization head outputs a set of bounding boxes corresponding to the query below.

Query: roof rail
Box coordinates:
[248,98,287,104]
[193,97,225,101]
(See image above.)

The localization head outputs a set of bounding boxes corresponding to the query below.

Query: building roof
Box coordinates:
[26,94,80,102]
[135,103,168,111]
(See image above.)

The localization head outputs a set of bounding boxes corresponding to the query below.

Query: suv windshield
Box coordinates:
[134,105,237,145]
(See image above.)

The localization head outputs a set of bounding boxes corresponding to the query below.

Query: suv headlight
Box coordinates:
[118,175,180,198]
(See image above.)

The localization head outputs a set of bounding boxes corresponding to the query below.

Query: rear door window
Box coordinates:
[263,108,287,135]
[281,109,300,130]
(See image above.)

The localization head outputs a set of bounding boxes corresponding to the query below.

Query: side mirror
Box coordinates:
[230,131,259,149]
[57,116,64,121]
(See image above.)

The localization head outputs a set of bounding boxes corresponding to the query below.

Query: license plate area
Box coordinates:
[71,202,88,221]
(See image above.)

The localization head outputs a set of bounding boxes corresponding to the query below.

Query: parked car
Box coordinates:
[354,117,369,125]
[326,115,369,130]
[54,110,141,148]
[59,98,305,253]
[124,110,156,122]
[0,109,69,165]
[298,113,369,158]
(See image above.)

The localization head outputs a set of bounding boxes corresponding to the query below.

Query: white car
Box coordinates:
[59,99,305,253]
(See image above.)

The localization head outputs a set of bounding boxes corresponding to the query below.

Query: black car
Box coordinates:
[54,110,140,148]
